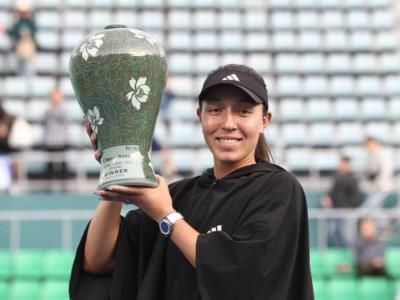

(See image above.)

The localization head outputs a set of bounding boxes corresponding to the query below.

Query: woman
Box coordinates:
[69,64,314,300]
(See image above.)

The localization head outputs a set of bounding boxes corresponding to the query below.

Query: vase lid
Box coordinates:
[104,24,127,30]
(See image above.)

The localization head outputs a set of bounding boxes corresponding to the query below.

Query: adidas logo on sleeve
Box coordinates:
[207,225,222,233]
[222,73,240,81]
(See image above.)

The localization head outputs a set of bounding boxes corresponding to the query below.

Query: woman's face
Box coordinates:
[197,85,270,170]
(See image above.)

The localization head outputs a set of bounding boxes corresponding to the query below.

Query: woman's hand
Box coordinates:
[96,175,174,222]
[97,175,200,268]
[85,122,102,162]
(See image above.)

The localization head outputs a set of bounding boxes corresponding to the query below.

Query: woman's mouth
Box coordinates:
[216,137,242,145]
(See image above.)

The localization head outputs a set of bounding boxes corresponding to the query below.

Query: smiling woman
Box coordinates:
[69,64,314,300]
[197,72,272,178]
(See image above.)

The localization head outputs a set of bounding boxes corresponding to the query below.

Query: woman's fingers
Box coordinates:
[91,134,101,161]
[84,122,101,161]
[94,149,102,162]
[85,122,93,136]
[155,174,165,184]
[85,122,98,150]
[108,185,145,195]
[95,189,136,204]
[90,132,98,150]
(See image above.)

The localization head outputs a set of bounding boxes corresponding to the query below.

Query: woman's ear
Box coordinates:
[262,112,272,129]
[260,112,272,134]
[196,107,201,121]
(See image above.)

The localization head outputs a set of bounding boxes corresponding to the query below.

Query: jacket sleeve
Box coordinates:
[69,209,159,300]
[69,221,115,300]
[195,172,313,300]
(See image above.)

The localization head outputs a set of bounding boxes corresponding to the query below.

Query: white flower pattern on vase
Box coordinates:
[129,29,156,45]
[148,150,154,171]
[80,33,105,61]
[125,76,151,110]
[86,106,104,134]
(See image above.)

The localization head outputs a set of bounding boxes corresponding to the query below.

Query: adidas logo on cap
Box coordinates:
[222,73,240,81]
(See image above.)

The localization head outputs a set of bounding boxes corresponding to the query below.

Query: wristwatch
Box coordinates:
[159,211,184,237]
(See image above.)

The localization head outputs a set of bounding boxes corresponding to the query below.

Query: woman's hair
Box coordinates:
[255,106,273,163]
[0,99,6,119]
[200,64,273,163]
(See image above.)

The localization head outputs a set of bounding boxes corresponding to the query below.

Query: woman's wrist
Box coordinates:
[98,199,123,209]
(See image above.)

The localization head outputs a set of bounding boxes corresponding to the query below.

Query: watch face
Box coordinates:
[160,220,171,235]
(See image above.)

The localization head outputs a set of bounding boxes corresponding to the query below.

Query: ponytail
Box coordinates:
[255,133,273,163]
[255,105,273,163]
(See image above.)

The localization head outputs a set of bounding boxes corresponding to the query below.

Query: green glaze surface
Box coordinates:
[69,26,167,188]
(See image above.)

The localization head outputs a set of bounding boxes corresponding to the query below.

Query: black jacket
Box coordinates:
[69,163,314,300]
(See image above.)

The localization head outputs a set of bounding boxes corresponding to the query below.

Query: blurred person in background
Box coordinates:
[159,76,176,130]
[0,101,16,192]
[151,137,177,179]
[322,156,361,247]
[364,136,395,199]
[0,19,5,34]
[69,64,314,300]
[7,0,37,76]
[362,137,396,234]
[354,217,389,277]
[43,87,69,180]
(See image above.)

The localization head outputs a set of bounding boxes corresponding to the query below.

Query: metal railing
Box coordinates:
[0,207,399,251]
[0,208,131,251]
[308,207,400,249]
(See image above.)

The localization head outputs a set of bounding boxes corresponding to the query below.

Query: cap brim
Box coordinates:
[199,83,264,104]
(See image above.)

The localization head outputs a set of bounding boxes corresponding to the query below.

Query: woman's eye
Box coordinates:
[208,108,221,113]
[239,110,251,115]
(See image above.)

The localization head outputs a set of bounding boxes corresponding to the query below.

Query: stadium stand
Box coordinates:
[358,277,394,300]
[0,0,398,186]
[386,248,400,277]
[0,246,399,299]
[326,278,358,300]
[8,280,41,300]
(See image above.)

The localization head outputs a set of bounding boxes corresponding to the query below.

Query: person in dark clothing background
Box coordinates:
[322,156,361,247]
[43,87,69,180]
[0,102,16,192]
[354,217,389,277]
[0,102,16,154]
[7,1,37,76]
[69,64,314,300]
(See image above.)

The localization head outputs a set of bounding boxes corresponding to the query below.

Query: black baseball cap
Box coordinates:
[198,67,269,110]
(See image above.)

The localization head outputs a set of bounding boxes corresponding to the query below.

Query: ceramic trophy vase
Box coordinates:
[69,25,167,189]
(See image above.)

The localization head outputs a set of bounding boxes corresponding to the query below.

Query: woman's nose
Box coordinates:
[221,111,236,130]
